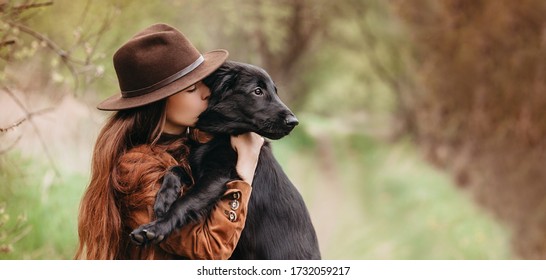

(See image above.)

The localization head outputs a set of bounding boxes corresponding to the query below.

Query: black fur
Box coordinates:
[130,61,321,260]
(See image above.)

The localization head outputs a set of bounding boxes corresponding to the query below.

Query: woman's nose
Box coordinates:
[202,88,211,100]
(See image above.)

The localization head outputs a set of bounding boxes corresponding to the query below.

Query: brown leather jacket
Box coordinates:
[115,145,251,259]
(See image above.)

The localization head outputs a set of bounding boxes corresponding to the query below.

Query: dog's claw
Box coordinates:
[130,219,171,246]
[153,235,165,244]
[144,230,155,240]
[130,232,144,245]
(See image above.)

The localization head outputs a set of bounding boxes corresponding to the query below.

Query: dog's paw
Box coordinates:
[130,221,167,246]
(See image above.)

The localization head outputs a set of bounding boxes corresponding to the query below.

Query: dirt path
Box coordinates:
[308,135,343,255]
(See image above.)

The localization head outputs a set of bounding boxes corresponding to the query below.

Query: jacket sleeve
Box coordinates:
[117,146,252,260]
[159,180,252,259]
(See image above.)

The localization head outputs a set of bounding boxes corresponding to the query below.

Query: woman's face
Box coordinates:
[164,81,210,134]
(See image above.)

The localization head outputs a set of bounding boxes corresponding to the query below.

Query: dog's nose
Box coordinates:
[285,115,299,127]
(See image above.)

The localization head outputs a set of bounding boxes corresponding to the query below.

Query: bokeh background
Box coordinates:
[1,0,545,259]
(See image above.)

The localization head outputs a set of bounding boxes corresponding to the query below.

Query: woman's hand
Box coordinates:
[231,132,264,185]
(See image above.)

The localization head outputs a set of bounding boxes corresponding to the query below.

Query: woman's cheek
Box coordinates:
[194,99,207,115]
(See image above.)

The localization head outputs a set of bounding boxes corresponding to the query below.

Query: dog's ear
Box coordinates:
[203,62,239,103]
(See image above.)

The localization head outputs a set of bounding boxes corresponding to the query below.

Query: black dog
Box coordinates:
[130,61,321,260]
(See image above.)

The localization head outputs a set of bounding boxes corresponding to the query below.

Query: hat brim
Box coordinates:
[97,49,228,111]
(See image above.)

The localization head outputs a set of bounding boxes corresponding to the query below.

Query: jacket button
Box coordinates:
[228,210,237,222]
[230,200,240,210]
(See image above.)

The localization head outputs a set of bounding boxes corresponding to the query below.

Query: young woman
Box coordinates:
[75,23,264,259]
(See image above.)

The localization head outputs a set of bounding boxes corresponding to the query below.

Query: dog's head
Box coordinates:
[198,61,298,140]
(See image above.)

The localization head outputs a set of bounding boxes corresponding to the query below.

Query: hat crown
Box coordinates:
[97,23,228,111]
[113,24,201,95]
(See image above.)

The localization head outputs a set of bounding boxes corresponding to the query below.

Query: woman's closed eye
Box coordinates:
[185,84,197,93]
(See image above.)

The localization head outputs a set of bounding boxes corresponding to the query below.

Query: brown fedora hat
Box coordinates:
[97,23,228,111]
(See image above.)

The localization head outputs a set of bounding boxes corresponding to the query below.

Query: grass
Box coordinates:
[0,153,85,259]
[0,120,511,259]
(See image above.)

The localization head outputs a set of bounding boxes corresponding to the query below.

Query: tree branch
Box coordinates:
[1,86,59,176]
[0,134,22,155]
[0,1,54,11]
[5,21,82,92]
[0,107,54,133]
[0,40,16,48]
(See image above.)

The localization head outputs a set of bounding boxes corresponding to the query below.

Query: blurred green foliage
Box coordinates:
[0,153,84,259]
[272,121,510,259]
[0,0,514,259]
[6,0,409,114]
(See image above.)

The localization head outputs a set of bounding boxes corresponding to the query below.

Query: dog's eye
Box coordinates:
[253,88,264,96]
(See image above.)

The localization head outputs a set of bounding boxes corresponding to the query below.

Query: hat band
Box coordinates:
[121,55,205,98]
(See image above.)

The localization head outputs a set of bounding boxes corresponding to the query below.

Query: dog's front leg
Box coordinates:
[154,166,192,219]
[130,169,231,245]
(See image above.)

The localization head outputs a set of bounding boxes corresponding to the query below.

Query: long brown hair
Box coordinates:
[75,100,182,259]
